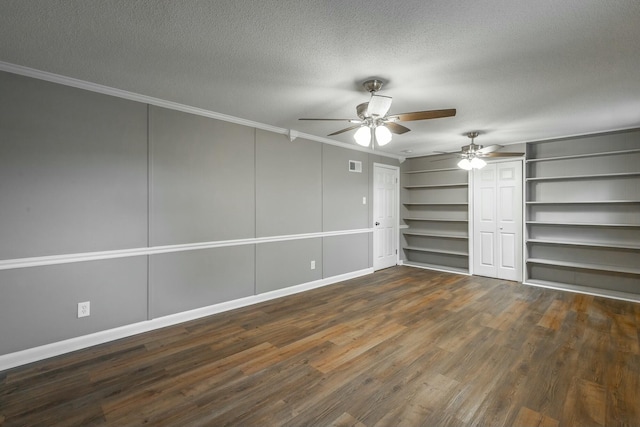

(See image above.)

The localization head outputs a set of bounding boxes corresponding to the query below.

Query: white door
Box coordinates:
[373,164,399,271]
[472,161,522,281]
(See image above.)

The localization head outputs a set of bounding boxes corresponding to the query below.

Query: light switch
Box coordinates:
[362,197,367,205]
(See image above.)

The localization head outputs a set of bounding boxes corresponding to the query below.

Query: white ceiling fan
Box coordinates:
[436,132,524,170]
[299,79,456,147]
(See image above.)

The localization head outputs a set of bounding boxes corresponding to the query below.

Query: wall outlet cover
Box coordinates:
[78,301,90,318]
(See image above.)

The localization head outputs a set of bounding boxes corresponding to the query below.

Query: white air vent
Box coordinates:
[348,160,362,173]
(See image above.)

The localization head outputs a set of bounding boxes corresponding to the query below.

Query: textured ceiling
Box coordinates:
[1,0,639,157]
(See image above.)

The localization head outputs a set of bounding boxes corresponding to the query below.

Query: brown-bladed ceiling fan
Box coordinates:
[435,132,524,170]
[299,79,456,147]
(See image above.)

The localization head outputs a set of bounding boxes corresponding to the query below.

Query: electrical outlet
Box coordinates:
[78,301,90,318]
[310,260,316,270]
[362,196,367,205]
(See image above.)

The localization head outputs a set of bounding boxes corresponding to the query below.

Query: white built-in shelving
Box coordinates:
[400,160,469,274]
[525,129,640,300]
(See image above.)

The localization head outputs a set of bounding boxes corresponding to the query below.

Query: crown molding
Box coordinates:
[0,61,403,160]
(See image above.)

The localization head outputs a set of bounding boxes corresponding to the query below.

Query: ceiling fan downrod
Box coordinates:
[466,131,482,153]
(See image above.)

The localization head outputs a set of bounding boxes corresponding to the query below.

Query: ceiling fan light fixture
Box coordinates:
[354,126,372,146]
[375,125,392,146]
[457,158,473,170]
[470,157,487,169]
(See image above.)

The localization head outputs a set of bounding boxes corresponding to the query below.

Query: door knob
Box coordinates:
[375,222,380,226]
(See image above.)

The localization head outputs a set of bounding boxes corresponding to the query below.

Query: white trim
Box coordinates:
[0,228,373,271]
[0,267,373,371]
[0,61,403,161]
[521,159,527,283]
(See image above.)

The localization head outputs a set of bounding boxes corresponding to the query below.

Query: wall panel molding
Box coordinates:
[0,229,374,272]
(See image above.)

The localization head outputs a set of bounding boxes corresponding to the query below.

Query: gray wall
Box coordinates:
[256,130,322,237]
[322,145,369,231]
[149,106,256,245]
[151,246,255,318]
[256,239,322,294]
[0,70,399,356]
[0,72,148,259]
[0,258,147,355]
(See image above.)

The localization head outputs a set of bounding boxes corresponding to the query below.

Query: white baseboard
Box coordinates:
[0,268,373,372]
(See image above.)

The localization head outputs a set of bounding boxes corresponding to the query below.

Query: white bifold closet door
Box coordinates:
[472,161,522,281]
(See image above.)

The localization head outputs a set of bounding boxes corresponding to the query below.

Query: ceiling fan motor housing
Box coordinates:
[462,144,483,155]
[362,79,384,93]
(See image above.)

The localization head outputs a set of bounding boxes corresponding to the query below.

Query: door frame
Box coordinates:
[469,158,525,281]
[372,163,400,270]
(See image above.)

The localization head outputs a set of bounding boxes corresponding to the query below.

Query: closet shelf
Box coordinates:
[526,148,640,163]
[402,261,469,275]
[527,239,640,250]
[404,246,468,256]
[404,218,468,223]
[403,183,468,189]
[526,221,640,228]
[403,202,468,206]
[523,279,640,303]
[526,172,640,182]
[403,230,468,239]
[526,200,640,205]
[526,258,640,275]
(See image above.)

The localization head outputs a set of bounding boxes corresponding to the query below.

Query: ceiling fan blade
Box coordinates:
[481,152,525,158]
[328,125,363,136]
[299,118,356,121]
[390,109,457,122]
[476,144,503,154]
[367,95,393,117]
[385,122,411,135]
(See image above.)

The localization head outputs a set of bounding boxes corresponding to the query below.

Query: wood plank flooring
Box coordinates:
[1,266,639,426]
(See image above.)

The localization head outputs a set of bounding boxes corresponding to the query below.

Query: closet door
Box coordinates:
[473,161,522,281]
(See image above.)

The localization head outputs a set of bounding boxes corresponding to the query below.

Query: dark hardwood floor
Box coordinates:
[1,266,639,426]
